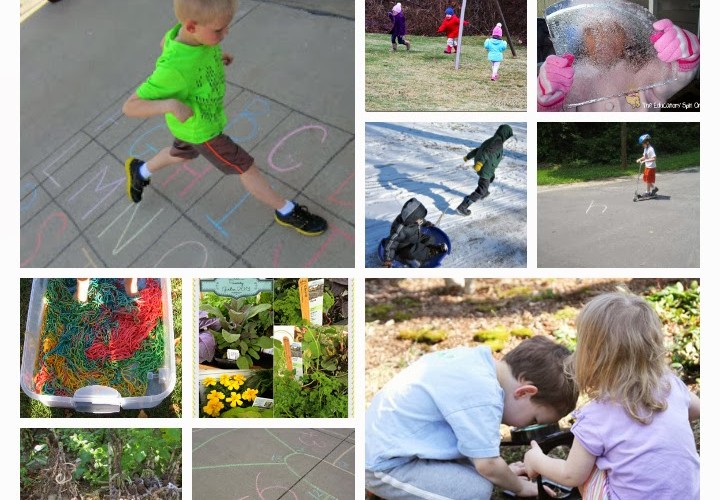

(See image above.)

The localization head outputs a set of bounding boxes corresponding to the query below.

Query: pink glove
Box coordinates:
[651,19,699,72]
[537,54,575,111]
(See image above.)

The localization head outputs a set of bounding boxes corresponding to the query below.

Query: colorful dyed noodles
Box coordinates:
[34,279,165,397]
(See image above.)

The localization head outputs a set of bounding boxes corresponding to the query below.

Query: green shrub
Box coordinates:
[646,281,700,377]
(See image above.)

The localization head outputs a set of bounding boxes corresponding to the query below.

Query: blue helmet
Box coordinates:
[445,7,454,15]
[638,133,651,145]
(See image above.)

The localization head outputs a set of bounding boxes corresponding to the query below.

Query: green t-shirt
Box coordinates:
[136,24,227,144]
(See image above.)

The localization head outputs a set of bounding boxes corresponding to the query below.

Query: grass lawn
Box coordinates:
[365,33,527,111]
[537,150,700,186]
[20,278,182,418]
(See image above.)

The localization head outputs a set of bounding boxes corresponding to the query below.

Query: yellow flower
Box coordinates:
[219,374,232,387]
[226,392,243,407]
[233,374,246,386]
[225,378,241,391]
[202,377,217,387]
[242,388,259,402]
[207,390,225,401]
[203,398,224,417]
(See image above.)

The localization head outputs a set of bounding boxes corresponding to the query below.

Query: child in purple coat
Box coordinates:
[388,3,410,51]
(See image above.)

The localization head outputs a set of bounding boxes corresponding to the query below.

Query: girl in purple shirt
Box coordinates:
[524,292,700,499]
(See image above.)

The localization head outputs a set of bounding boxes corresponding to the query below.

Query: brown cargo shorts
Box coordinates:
[170,133,255,174]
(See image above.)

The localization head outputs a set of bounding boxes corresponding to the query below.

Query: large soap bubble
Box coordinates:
[545,0,678,109]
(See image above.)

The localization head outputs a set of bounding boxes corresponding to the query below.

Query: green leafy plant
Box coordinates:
[66,431,110,484]
[273,325,349,417]
[274,369,348,418]
[553,323,577,352]
[200,292,273,369]
[646,281,700,377]
[272,279,336,325]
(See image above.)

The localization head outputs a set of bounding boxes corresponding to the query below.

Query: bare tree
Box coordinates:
[365,0,527,40]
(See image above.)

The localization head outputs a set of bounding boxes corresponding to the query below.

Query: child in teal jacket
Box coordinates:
[484,23,508,81]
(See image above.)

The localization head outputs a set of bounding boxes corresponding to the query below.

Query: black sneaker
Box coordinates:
[651,187,659,195]
[125,157,150,203]
[274,204,328,236]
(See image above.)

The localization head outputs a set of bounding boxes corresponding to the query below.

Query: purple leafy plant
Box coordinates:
[198,311,219,363]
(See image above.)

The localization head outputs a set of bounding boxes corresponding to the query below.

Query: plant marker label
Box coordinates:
[226,349,240,361]
[274,326,303,380]
[299,278,310,321]
[199,278,273,299]
[308,279,324,326]
[253,397,274,408]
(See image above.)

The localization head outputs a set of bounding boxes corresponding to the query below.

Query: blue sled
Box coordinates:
[377,226,452,268]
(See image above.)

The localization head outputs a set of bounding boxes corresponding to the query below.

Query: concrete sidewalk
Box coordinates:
[193,428,355,500]
[20,0,355,268]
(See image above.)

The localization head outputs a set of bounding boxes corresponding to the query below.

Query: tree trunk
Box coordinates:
[109,430,124,500]
[621,122,627,169]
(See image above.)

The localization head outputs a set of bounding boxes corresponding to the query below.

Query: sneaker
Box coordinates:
[275,204,328,236]
[125,157,150,203]
[651,187,659,195]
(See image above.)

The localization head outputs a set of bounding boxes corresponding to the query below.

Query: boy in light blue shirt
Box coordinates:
[365,336,577,499]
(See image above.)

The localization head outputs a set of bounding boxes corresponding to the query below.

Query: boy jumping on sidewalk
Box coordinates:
[122,0,327,236]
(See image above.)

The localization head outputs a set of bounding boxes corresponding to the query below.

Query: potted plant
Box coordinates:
[273,324,349,418]
[272,278,347,325]
[199,292,274,370]
[200,370,273,418]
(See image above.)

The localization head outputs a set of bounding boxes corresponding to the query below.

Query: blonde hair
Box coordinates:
[174,0,237,24]
[569,292,669,424]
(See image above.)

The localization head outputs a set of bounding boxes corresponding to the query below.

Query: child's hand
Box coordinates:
[537,54,574,110]
[523,440,546,479]
[171,100,194,123]
[515,477,539,497]
[651,19,699,72]
[222,53,234,66]
[508,461,527,476]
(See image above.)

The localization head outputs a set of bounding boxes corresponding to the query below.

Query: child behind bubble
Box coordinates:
[538,6,699,112]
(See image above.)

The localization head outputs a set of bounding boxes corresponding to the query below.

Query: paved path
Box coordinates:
[537,169,700,268]
[193,428,355,500]
[21,0,354,268]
